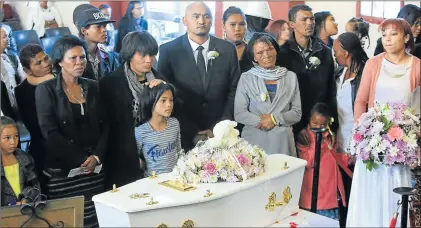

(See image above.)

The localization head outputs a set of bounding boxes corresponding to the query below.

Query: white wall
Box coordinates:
[6,1,89,35]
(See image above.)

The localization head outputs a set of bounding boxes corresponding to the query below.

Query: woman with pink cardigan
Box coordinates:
[347,18,420,227]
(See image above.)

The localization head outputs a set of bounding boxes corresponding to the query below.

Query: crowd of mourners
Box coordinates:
[1,1,420,227]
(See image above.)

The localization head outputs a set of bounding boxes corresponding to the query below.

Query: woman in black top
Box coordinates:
[313,11,338,48]
[374,4,421,58]
[99,31,165,190]
[222,6,252,74]
[15,44,54,192]
[35,35,108,228]
[115,1,148,53]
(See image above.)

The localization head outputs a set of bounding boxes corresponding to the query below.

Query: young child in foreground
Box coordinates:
[296,103,353,220]
[1,116,40,206]
[134,83,181,177]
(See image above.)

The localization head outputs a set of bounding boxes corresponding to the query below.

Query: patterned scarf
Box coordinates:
[248,65,288,81]
[124,62,155,126]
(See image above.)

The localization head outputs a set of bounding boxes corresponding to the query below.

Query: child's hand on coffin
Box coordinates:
[193,134,208,145]
[198,129,214,139]
[81,155,97,174]
[259,114,275,131]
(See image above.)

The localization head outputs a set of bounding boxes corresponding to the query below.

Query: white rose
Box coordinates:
[309,56,321,66]
[207,51,219,60]
[260,92,268,102]
[209,175,218,183]
[186,158,196,170]
[220,169,228,180]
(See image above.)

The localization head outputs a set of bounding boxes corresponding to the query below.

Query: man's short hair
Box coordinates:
[288,4,312,22]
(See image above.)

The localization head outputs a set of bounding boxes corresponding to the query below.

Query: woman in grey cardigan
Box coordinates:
[234,33,301,156]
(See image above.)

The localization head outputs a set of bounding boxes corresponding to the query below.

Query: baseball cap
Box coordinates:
[73,4,116,31]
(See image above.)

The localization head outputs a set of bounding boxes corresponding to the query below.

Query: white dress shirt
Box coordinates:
[187,36,210,71]
[336,67,354,154]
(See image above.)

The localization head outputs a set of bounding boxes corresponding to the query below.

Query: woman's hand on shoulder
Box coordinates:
[145,79,167,88]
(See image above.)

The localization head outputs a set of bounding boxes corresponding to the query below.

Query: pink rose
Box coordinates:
[237,154,250,166]
[353,133,363,142]
[387,126,404,141]
[203,162,216,175]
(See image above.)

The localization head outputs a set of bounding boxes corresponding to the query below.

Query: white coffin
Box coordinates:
[93,154,306,227]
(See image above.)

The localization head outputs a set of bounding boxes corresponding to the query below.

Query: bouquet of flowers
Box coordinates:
[350,102,420,171]
[172,120,267,184]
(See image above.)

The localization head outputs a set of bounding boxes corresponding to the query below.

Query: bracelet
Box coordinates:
[270,114,277,125]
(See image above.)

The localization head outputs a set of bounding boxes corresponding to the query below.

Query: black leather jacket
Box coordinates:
[35,73,109,170]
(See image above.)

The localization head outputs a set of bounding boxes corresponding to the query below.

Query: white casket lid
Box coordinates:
[92,154,306,213]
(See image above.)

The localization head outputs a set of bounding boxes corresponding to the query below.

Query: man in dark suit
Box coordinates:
[158,1,241,151]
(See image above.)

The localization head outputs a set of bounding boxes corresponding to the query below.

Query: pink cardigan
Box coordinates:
[297,127,352,210]
[354,53,421,121]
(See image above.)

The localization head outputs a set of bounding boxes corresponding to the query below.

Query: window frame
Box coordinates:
[356,0,405,24]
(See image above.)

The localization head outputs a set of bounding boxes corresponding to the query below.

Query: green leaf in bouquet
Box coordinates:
[381,116,393,131]
[363,160,378,171]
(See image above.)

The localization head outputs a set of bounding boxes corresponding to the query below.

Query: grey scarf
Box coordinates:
[248,65,288,81]
[124,62,155,126]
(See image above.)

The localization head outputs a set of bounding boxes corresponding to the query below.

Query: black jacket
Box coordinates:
[278,34,337,134]
[84,46,120,81]
[158,34,241,150]
[115,16,148,53]
[99,65,164,189]
[35,74,109,170]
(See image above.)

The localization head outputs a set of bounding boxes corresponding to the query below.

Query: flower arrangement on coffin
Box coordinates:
[350,102,420,171]
[172,120,267,184]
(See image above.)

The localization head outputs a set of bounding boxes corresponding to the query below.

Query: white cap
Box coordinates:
[243,2,272,20]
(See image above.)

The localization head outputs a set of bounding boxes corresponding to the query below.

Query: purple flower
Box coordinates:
[395,150,405,163]
[384,154,395,165]
[395,140,407,150]
[359,150,370,160]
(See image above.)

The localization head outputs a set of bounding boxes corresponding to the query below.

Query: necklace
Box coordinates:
[64,83,85,115]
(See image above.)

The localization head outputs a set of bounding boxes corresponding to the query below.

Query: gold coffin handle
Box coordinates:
[265,186,292,212]
[182,219,195,228]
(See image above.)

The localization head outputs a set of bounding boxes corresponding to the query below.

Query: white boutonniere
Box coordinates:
[308,56,321,70]
[259,92,269,102]
[207,50,219,60]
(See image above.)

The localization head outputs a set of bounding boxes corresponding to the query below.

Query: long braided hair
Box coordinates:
[337,32,368,74]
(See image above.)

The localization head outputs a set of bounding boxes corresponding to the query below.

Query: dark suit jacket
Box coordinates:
[99,65,165,189]
[158,34,241,150]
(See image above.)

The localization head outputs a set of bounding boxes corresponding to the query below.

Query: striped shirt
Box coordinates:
[134,117,181,177]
